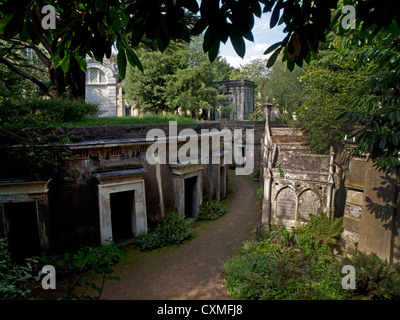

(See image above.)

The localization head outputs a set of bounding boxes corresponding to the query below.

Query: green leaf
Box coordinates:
[117,50,127,78]
[61,53,71,73]
[102,267,114,274]
[208,38,220,63]
[229,27,246,58]
[379,135,387,150]
[203,27,214,53]
[266,47,282,68]
[75,54,87,72]
[270,2,281,28]
[125,47,143,71]
[264,41,282,55]
[287,55,295,71]
[191,18,208,36]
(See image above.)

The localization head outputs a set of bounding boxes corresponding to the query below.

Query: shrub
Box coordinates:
[0,97,99,128]
[0,238,40,300]
[133,212,193,251]
[341,251,400,300]
[198,200,227,220]
[39,240,124,300]
[222,225,347,300]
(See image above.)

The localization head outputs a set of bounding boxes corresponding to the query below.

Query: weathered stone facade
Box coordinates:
[85,58,119,117]
[0,123,235,257]
[260,116,400,263]
[214,80,256,121]
[335,148,400,263]
[261,121,336,229]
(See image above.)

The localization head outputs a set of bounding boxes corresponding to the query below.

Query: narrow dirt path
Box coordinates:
[100,171,260,300]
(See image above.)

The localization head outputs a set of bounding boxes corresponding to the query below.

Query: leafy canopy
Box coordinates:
[2,1,399,75]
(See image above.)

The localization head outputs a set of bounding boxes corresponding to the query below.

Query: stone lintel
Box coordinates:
[94,168,146,184]
[170,163,204,176]
[0,179,52,198]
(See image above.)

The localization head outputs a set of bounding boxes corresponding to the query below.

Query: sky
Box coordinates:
[219,12,286,69]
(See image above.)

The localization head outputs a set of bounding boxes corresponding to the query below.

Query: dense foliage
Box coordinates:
[124,38,230,117]
[39,240,124,300]
[0,238,40,299]
[0,237,124,300]
[222,221,347,300]
[0,97,98,130]
[295,21,400,172]
[342,251,400,300]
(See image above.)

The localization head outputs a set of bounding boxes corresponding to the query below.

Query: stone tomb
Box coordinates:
[273,183,323,227]
[170,163,203,220]
[94,168,148,245]
[0,179,51,261]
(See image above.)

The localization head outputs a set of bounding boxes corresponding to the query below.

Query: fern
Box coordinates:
[342,251,400,299]
[307,212,343,245]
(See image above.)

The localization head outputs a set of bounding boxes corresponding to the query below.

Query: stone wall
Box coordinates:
[219,120,265,169]
[337,148,400,263]
[0,123,231,254]
[214,80,256,121]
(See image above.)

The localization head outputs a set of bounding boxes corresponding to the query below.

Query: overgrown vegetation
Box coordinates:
[124,36,230,118]
[222,223,346,300]
[133,212,193,251]
[0,238,39,299]
[223,212,400,300]
[39,240,124,300]
[0,98,198,133]
[223,214,347,300]
[305,213,343,246]
[0,97,98,179]
[0,238,124,300]
[198,199,227,221]
[0,97,99,130]
[342,251,400,300]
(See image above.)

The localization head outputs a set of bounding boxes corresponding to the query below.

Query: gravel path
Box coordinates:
[100,171,260,300]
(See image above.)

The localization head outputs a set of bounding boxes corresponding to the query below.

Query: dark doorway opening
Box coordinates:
[184,176,198,219]
[110,190,134,244]
[4,202,41,263]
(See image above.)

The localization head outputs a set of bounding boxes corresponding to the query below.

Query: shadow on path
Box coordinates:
[100,171,260,300]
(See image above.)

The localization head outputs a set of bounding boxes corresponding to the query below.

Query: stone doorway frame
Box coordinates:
[94,169,148,245]
[170,163,203,219]
[0,179,52,252]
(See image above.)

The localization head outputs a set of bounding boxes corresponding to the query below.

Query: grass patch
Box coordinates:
[62,114,198,127]
[0,97,198,129]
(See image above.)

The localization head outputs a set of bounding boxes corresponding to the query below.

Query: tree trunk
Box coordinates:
[49,58,86,98]
[66,58,86,98]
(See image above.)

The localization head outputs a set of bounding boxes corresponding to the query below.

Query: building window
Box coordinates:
[86,68,107,84]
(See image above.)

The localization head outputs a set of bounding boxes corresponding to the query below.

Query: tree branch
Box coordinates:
[0,56,53,96]
[6,60,48,73]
